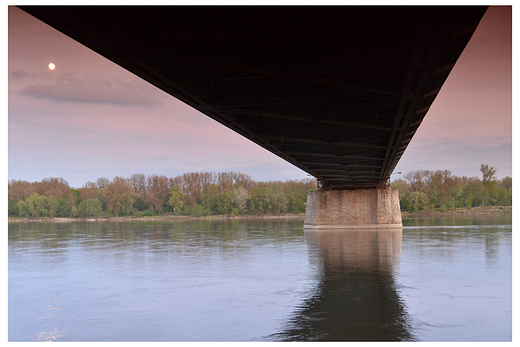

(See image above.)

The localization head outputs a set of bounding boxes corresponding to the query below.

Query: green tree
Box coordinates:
[480,164,498,207]
[25,193,50,217]
[201,184,219,212]
[214,189,234,215]
[233,186,248,213]
[497,177,512,206]
[78,198,103,218]
[121,191,140,216]
[185,204,207,217]
[409,191,430,212]
[500,176,512,190]
[8,194,19,216]
[248,186,267,213]
[17,200,30,217]
[495,187,511,206]
[57,197,72,217]
[265,182,288,214]
[67,188,82,208]
[285,189,307,213]
[391,178,413,212]
[168,185,185,215]
[47,196,59,217]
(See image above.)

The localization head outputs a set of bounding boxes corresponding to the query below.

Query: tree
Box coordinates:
[480,164,498,207]
[233,186,248,213]
[80,181,99,201]
[67,189,81,210]
[230,172,255,191]
[17,200,30,217]
[8,179,34,203]
[96,177,110,190]
[57,197,72,217]
[391,178,412,211]
[168,185,185,215]
[403,170,431,193]
[34,177,70,199]
[104,177,136,217]
[265,182,288,214]
[8,194,19,216]
[497,177,512,206]
[146,174,172,212]
[201,184,219,212]
[248,186,267,213]
[129,173,148,211]
[78,198,103,218]
[47,196,59,217]
[121,191,140,216]
[175,171,216,206]
[500,176,512,190]
[392,167,512,211]
[285,189,307,213]
[214,189,234,215]
[409,191,430,212]
[217,172,235,192]
[25,193,49,217]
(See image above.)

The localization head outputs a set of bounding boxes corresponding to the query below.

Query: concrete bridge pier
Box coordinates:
[304,186,402,229]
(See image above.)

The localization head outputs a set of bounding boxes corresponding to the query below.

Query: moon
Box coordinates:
[48,63,55,70]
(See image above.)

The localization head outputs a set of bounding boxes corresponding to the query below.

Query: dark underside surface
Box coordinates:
[21,6,487,187]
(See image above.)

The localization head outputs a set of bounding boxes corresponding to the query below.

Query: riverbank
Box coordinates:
[401,206,512,217]
[8,213,306,223]
[8,206,511,223]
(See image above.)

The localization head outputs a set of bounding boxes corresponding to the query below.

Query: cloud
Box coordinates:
[17,76,164,107]
[9,70,32,79]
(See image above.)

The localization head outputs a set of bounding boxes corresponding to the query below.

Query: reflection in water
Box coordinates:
[269,228,416,341]
[10,217,510,341]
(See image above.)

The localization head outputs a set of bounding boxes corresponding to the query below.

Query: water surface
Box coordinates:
[8,215,511,341]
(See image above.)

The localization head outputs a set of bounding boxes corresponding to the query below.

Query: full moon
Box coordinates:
[48,63,55,70]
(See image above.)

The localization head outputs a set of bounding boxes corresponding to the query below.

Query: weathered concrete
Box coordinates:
[304,187,402,229]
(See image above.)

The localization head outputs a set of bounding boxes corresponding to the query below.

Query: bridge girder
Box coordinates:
[19,6,487,188]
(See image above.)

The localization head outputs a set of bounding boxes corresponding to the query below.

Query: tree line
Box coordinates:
[8,172,317,219]
[391,164,512,212]
[7,164,511,218]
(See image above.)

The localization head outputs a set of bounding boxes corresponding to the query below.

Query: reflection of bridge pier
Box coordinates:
[270,228,414,341]
[305,187,402,229]
[306,227,402,273]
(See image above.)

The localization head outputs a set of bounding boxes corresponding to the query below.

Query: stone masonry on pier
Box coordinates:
[304,187,402,229]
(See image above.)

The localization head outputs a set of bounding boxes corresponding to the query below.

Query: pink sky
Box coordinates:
[394,6,512,180]
[6,6,512,188]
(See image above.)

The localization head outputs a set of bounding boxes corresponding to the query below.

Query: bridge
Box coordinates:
[20,6,487,228]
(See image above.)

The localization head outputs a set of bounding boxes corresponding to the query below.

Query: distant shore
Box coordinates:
[401,206,512,217]
[8,206,511,223]
[8,213,306,223]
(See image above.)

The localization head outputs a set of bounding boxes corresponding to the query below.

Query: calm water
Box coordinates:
[8,215,512,341]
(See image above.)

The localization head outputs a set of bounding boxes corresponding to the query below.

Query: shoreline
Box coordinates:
[8,214,306,223]
[8,207,512,223]
[401,206,512,217]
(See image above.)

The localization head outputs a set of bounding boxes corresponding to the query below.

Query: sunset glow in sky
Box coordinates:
[7,6,512,188]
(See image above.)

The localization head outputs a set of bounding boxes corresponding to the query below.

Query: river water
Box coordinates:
[8,215,512,341]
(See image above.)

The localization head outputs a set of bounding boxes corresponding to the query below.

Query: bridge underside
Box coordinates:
[20,6,486,189]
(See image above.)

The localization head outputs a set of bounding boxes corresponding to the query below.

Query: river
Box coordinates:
[8,214,512,341]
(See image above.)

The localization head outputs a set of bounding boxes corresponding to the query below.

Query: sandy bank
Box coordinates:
[401,206,512,217]
[8,214,306,223]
